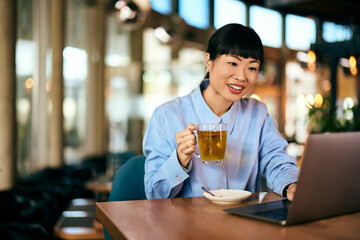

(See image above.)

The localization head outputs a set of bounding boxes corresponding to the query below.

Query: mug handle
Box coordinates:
[192,126,201,158]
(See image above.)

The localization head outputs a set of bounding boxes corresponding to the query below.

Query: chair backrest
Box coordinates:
[108,155,146,202]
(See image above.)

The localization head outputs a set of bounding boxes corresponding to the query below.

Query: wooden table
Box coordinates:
[96,192,360,240]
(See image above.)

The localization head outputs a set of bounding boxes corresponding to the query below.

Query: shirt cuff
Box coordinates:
[282,184,290,198]
[178,159,192,172]
[163,150,190,189]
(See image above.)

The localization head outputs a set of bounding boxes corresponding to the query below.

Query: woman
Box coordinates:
[143,23,299,200]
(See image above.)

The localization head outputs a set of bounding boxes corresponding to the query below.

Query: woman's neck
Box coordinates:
[202,87,232,117]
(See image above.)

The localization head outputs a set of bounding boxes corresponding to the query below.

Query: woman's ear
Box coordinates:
[205,53,212,72]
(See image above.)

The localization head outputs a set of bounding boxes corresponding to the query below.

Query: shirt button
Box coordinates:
[176,177,181,181]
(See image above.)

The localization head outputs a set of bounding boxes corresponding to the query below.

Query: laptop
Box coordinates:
[224,131,360,226]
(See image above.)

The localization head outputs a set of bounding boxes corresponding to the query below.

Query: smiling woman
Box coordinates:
[143,23,299,201]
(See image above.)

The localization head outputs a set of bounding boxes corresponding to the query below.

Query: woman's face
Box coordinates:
[204,53,260,113]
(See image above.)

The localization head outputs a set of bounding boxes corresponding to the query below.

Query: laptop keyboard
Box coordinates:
[253,207,288,220]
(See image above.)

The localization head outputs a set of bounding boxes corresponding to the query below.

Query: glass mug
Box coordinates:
[194,123,227,165]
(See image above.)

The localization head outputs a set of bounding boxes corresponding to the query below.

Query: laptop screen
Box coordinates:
[224,132,360,225]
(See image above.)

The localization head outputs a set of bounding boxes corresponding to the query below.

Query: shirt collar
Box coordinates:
[191,79,237,135]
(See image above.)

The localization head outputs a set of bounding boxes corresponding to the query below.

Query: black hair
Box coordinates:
[205,23,264,78]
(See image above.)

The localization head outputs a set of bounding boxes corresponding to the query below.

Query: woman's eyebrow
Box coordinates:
[231,55,259,63]
[228,55,242,61]
[249,59,260,63]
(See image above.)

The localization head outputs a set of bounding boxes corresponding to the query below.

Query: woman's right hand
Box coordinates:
[176,123,197,168]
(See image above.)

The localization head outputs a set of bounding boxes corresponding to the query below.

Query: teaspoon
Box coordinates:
[201,186,222,197]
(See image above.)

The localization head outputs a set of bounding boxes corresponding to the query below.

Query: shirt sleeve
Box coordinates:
[143,109,190,199]
[258,113,300,196]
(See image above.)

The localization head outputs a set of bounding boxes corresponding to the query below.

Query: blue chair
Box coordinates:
[104,155,146,240]
[108,155,147,201]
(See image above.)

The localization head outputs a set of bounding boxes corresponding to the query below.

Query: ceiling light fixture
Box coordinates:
[113,0,149,25]
[154,26,175,44]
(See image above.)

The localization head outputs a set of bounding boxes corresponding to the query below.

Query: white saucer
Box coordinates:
[203,189,252,204]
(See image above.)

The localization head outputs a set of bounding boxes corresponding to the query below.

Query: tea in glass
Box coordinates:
[197,123,227,165]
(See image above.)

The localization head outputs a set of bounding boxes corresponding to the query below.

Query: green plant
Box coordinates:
[307,95,360,133]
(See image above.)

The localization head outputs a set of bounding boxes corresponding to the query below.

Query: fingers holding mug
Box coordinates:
[176,123,197,167]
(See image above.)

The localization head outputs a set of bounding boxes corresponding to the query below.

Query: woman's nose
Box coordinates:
[234,67,245,81]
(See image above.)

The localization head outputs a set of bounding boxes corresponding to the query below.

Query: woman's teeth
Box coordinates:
[228,84,244,90]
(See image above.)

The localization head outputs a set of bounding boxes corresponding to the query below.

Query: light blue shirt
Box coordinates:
[143,80,299,199]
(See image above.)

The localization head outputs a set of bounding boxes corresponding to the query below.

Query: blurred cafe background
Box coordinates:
[0,0,359,239]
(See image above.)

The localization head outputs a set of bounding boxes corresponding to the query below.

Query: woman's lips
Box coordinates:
[227,83,244,94]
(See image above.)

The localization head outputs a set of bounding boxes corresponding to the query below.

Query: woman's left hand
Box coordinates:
[286,183,297,201]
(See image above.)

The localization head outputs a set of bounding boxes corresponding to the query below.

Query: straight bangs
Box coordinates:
[207,24,264,64]
[220,35,264,63]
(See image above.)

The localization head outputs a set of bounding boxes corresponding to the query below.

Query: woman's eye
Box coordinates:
[229,62,237,66]
[249,67,258,71]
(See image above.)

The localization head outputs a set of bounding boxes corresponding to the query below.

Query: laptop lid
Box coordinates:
[224,132,360,225]
[286,131,360,224]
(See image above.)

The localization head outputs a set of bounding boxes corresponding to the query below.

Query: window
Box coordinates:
[323,21,352,43]
[64,0,91,162]
[175,48,205,96]
[286,14,316,50]
[179,0,209,29]
[16,0,52,176]
[63,46,88,161]
[16,38,35,176]
[249,6,282,48]
[285,61,317,143]
[214,0,246,29]
[142,28,173,125]
[106,17,131,67]
[150,0,172,15]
